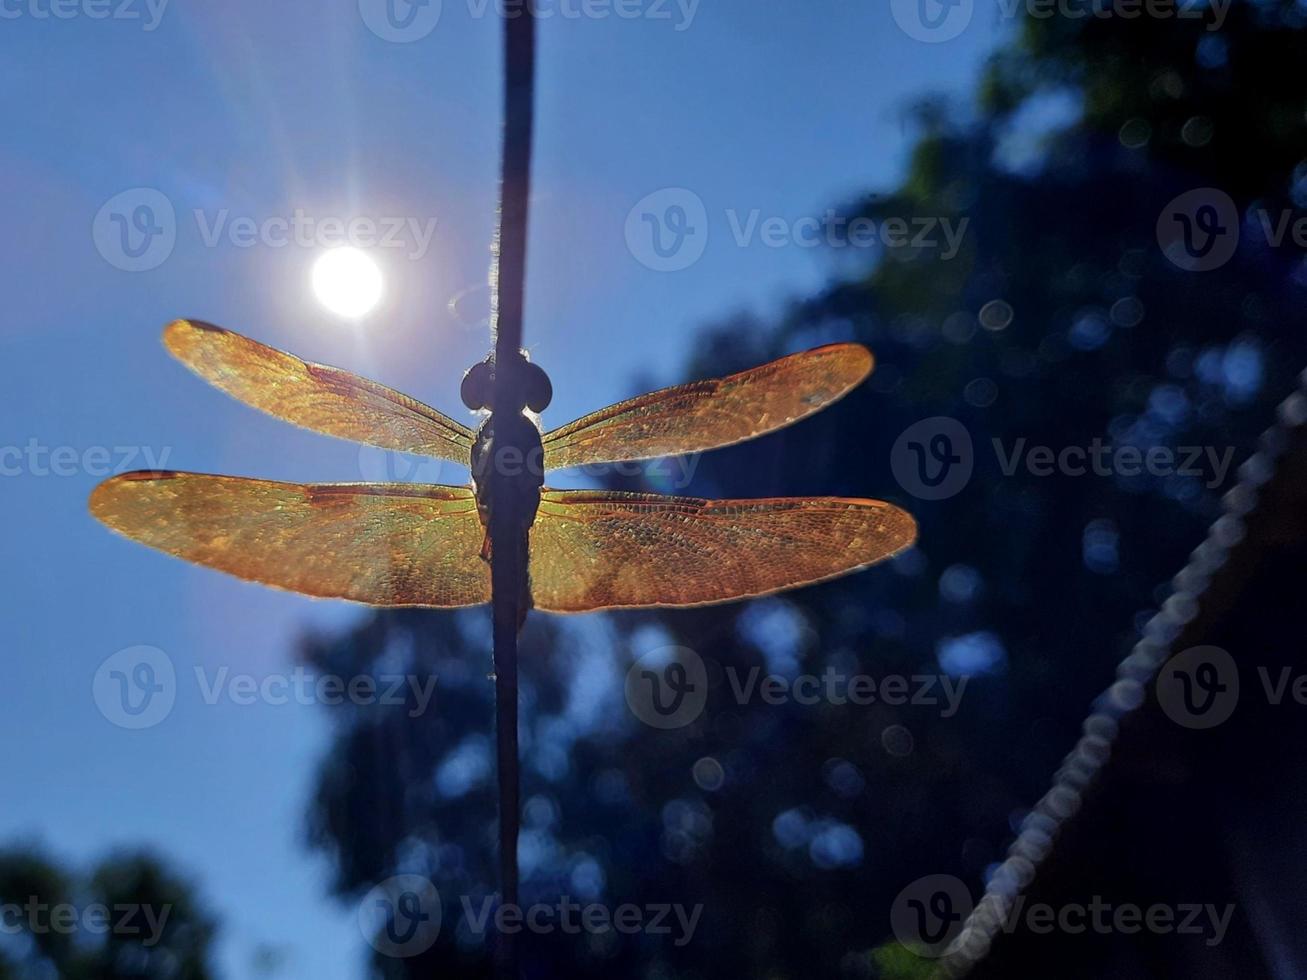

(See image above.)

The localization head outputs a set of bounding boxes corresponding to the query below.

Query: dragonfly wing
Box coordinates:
[164,319,475,464]
[529,489,916,612]
[540,343,872,470]
[90,472,489,607]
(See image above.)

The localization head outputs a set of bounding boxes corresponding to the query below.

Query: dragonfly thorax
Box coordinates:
[464,354,549,537]
[460,356,552,415]
[470,407,546,558]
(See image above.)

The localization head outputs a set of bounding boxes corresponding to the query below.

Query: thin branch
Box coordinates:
[493,8,535,361]
[489,6,536,979]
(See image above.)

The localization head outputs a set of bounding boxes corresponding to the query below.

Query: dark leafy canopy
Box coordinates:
[303,4,1307,976]
[0,848,217,980]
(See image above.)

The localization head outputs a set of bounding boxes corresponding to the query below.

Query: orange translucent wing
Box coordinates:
[529,489,916,612]
[541,343,872,470]
[164,319,475,464]
[90,472,489,607]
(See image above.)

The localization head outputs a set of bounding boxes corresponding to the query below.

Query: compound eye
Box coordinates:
[521,361,553,413]
[460,361,494,411]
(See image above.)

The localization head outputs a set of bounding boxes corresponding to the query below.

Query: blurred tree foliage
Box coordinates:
[303,2,1307,976]
[0,847,216,978]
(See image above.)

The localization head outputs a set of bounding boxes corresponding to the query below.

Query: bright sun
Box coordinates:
[311,246,384,318]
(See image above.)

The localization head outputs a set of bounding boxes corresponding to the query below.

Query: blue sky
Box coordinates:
[1,2,1003,975]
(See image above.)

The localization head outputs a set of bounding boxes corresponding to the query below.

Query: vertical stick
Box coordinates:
[489,531,521,978]
[490,5,535,978]
[494,5,535,360]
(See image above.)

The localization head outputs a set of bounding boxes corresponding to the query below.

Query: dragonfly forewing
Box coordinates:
[540,343,873,470]
[164,319,476,463]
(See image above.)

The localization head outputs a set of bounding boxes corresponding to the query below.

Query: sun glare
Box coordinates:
[311,246,384,318]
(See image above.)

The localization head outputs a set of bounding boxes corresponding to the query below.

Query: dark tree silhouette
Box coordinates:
[0,847,217,979]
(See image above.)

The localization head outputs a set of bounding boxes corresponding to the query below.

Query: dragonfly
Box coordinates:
[89,319,917,615]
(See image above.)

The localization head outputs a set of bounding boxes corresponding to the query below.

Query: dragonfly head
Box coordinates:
[461,356,552,415]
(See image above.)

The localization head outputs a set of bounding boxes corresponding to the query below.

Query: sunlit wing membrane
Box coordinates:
[540,343,872,470]
[164,319,475,464]
[528,489,916,612]
[90,472,490,607]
